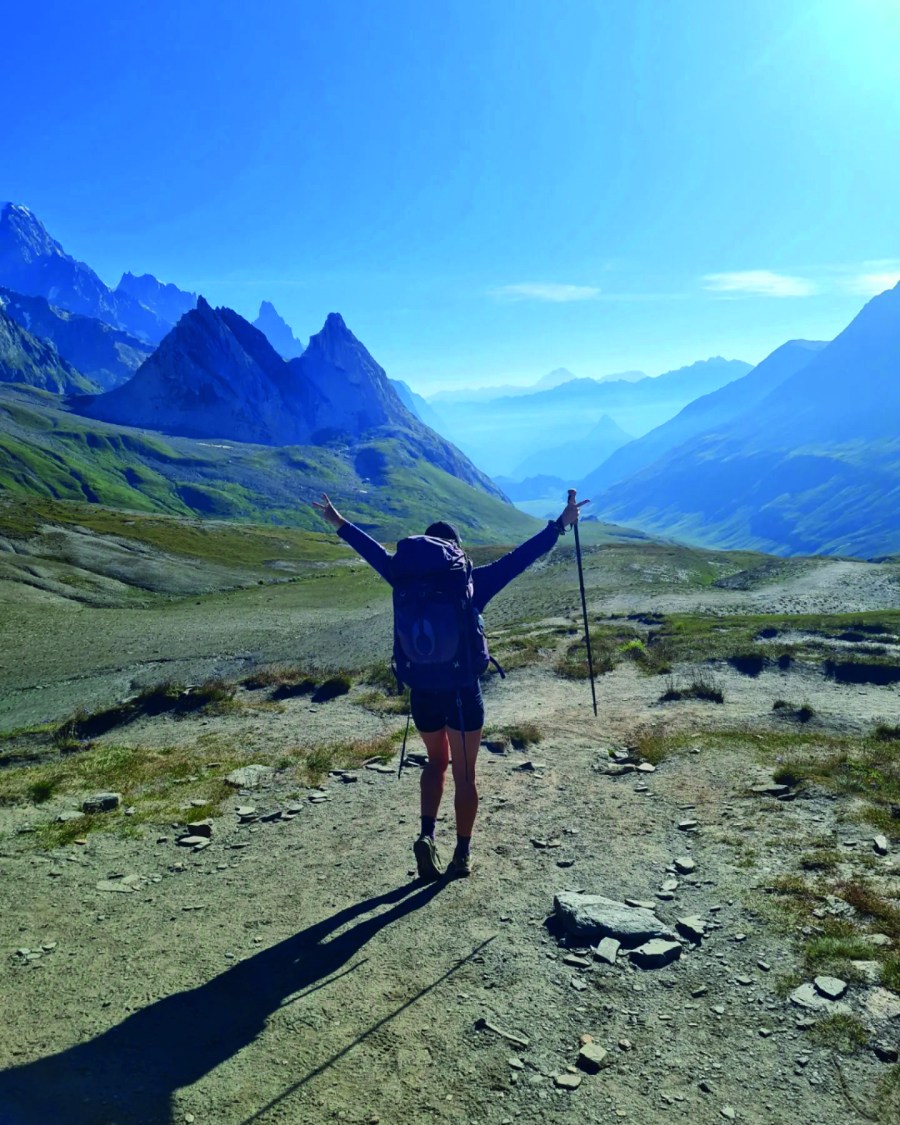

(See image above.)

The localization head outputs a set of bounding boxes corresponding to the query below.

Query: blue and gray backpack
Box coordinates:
[390,535,490,691]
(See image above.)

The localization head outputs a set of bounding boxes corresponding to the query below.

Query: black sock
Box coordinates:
[420,816,436,839]
[455,835,471,857]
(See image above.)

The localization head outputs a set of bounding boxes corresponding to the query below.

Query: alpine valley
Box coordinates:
[2,200,900,560]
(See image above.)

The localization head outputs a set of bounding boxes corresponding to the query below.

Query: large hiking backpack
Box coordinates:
[390,535,490,691]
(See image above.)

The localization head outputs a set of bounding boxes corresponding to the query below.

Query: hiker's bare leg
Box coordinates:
[419,728,450,819]
[448,727,482,837]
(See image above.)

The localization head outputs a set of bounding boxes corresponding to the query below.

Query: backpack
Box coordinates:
[390,535,490,691]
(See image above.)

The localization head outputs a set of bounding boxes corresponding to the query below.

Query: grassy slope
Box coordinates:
[0,385,542,544]
[597,438,900,560]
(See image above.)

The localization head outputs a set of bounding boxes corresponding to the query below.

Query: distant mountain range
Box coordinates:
[253,301,306,359]
[5,202,900,558]
[580,340,826,496]
[429,366,646,404]
[511,413,633,482]
[389,379,446,433]
[116,271,197,328]
[0,203,190,344]
[436,357,752,476]
[0,203,512,527]
[591,283,900,557]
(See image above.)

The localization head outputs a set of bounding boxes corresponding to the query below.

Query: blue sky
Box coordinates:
[5,0,900,391]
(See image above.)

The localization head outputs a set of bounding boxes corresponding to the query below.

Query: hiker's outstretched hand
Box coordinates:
[312,493,346,530]
[558,489,590,528]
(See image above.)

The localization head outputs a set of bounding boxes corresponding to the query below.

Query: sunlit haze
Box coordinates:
[5,0,899,391]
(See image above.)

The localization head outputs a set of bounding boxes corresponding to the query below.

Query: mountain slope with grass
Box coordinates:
[0,286,153,390]
[593,284,900,558]
[0,306,97,395]
[0,383,535,541]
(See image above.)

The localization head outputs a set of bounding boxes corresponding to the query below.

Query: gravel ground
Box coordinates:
[0,552,898,1124]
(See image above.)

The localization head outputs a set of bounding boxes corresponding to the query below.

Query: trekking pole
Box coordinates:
[397,710,411,778]
[569,489,598,717]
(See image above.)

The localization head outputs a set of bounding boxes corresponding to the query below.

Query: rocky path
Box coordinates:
[1,665,897,1124]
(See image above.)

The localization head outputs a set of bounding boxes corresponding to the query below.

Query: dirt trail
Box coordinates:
[1,659,898,1124]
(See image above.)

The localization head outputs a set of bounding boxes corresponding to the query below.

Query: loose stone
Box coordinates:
[594,937,621,965]
[676,916,707,943]
[554,893,676,943]
[873,835,889,856]
[554,1073,583,1090]
[225,765,274,788]
[674,857,696,874]
[577,1043,610,1073]
[82,793,121,814]
[813,975,847,1000]
[185,821,213,838]
[177,836,208,848]
[865,987,900,1021]
[678,820,699,831]
[630,939,682,969]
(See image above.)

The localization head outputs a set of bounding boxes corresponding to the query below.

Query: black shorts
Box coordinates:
[410,683,485,733]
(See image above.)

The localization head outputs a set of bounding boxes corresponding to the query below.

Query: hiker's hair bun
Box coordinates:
[424,521,461,545]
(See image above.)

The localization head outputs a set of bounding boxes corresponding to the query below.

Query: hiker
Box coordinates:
[312,491,589,880]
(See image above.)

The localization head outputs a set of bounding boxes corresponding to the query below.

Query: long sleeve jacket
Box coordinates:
[337,520,563,610]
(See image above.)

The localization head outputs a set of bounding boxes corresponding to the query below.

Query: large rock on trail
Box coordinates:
[554,892,675,945]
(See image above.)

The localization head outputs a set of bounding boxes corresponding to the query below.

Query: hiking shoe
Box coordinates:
[414,835,444,881]
[446,851,472,878]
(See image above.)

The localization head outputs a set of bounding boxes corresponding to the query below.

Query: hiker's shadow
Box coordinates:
[0,878,446,1125]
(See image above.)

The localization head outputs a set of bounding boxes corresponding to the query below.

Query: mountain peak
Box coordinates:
[252,300,305,359]
[306,313,363,364]
[0,201,65,263]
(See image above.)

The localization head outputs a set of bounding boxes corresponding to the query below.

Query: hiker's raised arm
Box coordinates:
[473,490,590,608]
[558,490,590,530]
[313,493,393,583]
[312,493,346,530]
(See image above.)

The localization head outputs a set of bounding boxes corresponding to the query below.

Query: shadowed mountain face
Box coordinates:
[0,203,174,344]
[0,304,97,394]
[81,297,323,445]
[253,300,306,358]
[0,286,152,391]
[77,302,506,499]
[594,284,900,558]
[116,272,197,328]
[580,339,826,495]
